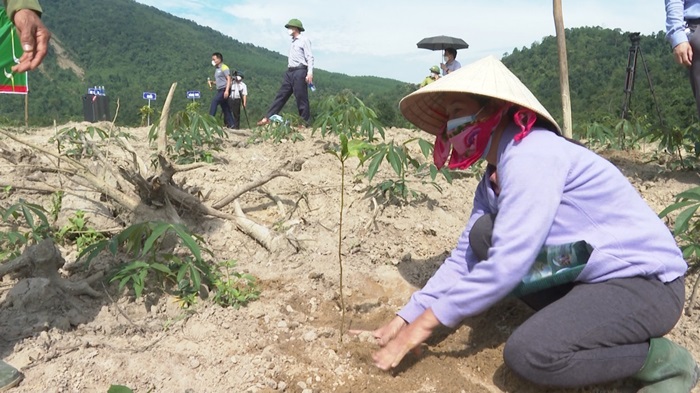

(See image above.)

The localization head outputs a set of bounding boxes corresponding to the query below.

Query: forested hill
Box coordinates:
[0,2,692,130]
[0,0,414,127]
[503,27,694,130]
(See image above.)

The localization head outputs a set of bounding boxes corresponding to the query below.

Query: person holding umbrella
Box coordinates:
[440,47,461,75]
[416,35,467,76]
[353,56,697,392]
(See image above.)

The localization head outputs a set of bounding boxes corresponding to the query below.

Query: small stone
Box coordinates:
[277,381,287,391]
[264,378,277,389]
[303,330,318,342]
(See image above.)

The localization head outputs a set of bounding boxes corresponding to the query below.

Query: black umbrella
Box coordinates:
[417,35,469,67]
[416,35,469,51]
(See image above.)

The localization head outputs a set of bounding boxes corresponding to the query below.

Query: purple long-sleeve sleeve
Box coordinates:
[398,124,687,328]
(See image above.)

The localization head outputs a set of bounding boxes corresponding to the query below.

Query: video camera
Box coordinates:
[629,32,641,45]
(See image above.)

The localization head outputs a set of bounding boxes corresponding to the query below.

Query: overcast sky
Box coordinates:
[134,0,666,84]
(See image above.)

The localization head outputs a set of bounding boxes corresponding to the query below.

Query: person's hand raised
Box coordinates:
[11,9,51,73]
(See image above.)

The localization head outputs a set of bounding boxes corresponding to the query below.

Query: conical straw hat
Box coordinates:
[400,56,561,135]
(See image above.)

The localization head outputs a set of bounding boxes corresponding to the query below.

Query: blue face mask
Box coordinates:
[446,107,484,136]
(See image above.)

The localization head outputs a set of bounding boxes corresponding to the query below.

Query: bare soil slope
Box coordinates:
[1,123,699,393]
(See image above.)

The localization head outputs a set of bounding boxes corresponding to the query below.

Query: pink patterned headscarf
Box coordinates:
[433,106,539,170]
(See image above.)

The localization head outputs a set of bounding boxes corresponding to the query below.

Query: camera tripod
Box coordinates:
[620,32,664,124]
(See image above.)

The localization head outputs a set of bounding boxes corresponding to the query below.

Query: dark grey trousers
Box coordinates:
[265,68,310,123]
[469,214,685,387]
[688,23,700,120]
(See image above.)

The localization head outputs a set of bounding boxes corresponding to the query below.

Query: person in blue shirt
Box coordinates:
[666,0,700,119]
[356,56,698,393]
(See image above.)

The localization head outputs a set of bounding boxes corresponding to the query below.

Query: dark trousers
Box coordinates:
[688,23,700,120]
[229,97,242,129]
[210,89,234,128]
[469,214,685,388]
[266,68,310,123]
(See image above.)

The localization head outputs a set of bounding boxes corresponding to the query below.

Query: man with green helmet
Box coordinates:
[419,65,441,88]
[257,18,314,126]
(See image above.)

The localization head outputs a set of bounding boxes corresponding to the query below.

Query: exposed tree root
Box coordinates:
[0,82,302,254]
[0,238,101,298]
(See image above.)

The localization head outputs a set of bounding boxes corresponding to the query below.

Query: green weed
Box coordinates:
[0,199,51,261]
[56,210,106,253]
[659,186,700,264]
[148,111,226,164]
[79,221,258,308]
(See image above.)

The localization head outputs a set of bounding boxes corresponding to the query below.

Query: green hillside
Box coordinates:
[0,0,413,127]
[503,27,695,131]
[0,2,694,132]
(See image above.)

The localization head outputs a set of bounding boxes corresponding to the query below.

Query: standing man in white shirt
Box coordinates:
[257,18,314,126]
[666,0,700,120]
[229,71,248,129]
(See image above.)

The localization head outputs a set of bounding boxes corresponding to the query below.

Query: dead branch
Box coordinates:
[233,200,280,251]
[0,129,139,211]
[0,141,35,165]
[81,135,130,193]
[116,136,148,177]
[0,181,57,194]
[364,197,380,232]
[285,192,311,221]
[157,154,207,176]
[259,186,286,216]
[111,97,120,124]
[157,83,178,155]
[0,129,86,171]
[212,169,291,210]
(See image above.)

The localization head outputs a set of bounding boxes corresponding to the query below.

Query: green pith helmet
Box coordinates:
[430,65,440,74]
[285,18,305,32]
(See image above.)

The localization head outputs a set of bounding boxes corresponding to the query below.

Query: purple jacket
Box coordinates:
[398,124,687,328]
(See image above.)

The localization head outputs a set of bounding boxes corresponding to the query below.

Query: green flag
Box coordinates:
[0,8,27,94]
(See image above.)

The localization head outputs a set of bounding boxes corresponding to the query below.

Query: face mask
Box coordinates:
[434,104,511,170]
[443,56,449,63]
[211,60,217,67]
[446,108,484,136]
[236,76,242,82]
[288,29,294,36]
